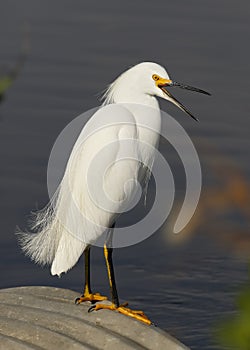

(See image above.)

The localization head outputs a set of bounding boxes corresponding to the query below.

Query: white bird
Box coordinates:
[19,62,209,324]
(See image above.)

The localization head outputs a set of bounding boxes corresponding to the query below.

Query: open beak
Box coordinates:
[157,78,211,122]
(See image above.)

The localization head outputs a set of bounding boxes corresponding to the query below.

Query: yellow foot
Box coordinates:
[75,292,108,304]
[88,302,152,325]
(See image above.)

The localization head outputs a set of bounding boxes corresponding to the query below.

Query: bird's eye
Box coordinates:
[152,74,159,81]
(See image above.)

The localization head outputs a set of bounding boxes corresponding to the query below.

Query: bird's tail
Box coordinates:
[17,183,88,276]
[16,194,61,267]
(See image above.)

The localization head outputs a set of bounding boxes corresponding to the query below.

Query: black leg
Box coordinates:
[104,224,120,307]
[75,245,107,304]
[83,245,91,295]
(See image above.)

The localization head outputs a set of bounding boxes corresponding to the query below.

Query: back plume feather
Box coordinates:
[16,190,62,267]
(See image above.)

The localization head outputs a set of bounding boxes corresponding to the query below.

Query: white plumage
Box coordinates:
[18,62,207,276]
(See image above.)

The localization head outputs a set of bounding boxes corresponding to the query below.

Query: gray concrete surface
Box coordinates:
[0,286,190,350]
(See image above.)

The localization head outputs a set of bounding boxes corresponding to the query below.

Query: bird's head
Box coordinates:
[103,62,210,121]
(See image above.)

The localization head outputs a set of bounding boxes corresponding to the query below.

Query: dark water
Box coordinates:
[1,1,250,349]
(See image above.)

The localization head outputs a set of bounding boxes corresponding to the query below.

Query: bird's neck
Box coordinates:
[117,94,160,109]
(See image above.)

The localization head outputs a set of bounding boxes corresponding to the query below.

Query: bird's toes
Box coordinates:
[88,305,97,313]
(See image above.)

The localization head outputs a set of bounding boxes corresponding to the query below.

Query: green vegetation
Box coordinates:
[0,52,26,101]
[0,24,29,101]
[0,75,15,99]
[216,267,250,349]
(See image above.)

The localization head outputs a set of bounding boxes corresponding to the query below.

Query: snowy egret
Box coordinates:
[19,62,210,325]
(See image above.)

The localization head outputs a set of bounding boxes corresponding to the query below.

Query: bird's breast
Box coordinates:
[127,103,161,162]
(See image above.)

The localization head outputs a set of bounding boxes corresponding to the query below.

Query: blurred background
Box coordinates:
[0,1,250,349]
